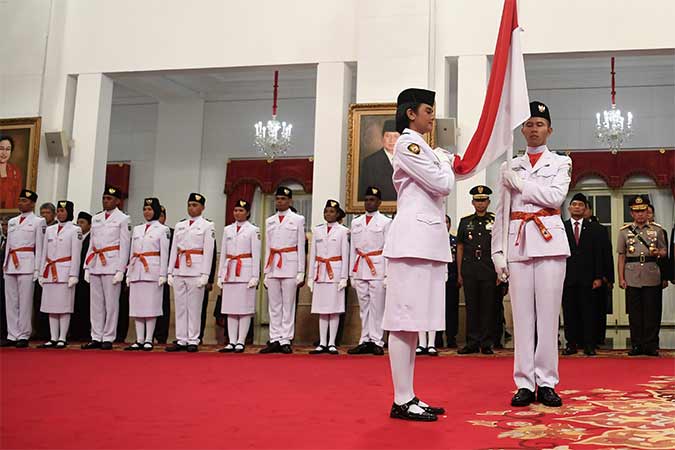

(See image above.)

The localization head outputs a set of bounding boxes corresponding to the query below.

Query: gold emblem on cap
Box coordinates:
[284,188,290,195]
[372,188,378,194]
[635,197,643,204]
[538,104,546,113]
[477,186,484,194]
[195,194,202,201]
[108,188,115,194]
[408,143,420,154]
[330,201,337,207]
[239,200,246,207]
[59,201,67,207]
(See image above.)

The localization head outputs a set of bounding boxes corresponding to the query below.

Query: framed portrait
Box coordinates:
[0,117,41,214]
[345,103,434,214]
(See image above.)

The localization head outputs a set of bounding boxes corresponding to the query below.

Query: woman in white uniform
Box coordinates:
[308,200,349,355]
[382,88,455,421]
[217,200,261,353]
[125,198,170,351]
[37,201,82,348]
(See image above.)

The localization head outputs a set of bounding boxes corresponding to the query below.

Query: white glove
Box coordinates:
[501,167,523,192]
[217,277,223,289]
[158,276,167,287]
[67,277,78,288]
[383,276,388,288]
[338,279,347,291]
[445,272,449,282]
[167,274,174,287]
[432,147,453,165]
[307,279,314,292]
[38,277,45,287]
[197,274,209,288]
[84,270,90,284]
[296,272,305,286]
[33,270,39,282]
[263,277,269,289]
[247,278,258,289]
[125,277,131,287]
[112,271,124,285]
[492,252,509,281]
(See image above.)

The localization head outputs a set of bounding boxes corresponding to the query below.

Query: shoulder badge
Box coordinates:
[211,228,216,239]
[407,143,420,155]
[256,231,261,240]
[651,222,663,229]
[166,229,171,240]
[77,231,83,240]
[620,224,631,230]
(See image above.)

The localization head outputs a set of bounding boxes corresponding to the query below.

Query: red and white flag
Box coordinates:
[453,0,529,178]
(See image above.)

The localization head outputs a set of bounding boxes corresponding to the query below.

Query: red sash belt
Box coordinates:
[7,247,35,269]
[265,246,298,270]
[510,208,560,246]
[86,245,121,267]
[315,256,341,281]
[225,253,252,279]
[132,251,160,272]
[352,249,383,276]
[43,256,72,281]
[175,248,203,268]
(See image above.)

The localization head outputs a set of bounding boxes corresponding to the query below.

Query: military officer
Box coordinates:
[618,195,667,357]
[348,186,391,356]
[2,189,45,347]
[81,186,130,350]
[166,193,215,353]
[37,201,82,348]
[457,185,497,355]
[443,215,459,348]
[491,101,571,407]
[217,199,261,354]
[259,186,306,355]
[308,200,349,355]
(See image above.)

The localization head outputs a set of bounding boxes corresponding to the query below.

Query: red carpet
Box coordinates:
[1,348,673,449]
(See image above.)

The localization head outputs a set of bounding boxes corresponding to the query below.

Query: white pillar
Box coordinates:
[67,73,113,213]
[311,62,353,227]
[455,55,488,220]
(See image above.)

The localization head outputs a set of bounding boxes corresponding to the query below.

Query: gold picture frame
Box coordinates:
[345,103,434,214]
[0,117,41,214]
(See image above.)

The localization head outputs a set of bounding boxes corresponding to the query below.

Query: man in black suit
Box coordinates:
[562,193,604,356]
[358,119,399,201]
[70,211,92,341]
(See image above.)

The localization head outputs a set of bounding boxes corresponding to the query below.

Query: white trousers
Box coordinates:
[48,314,71,342]
[173,275,205,345]
[266,277,297,345]
[509,256,566,391]
[4,274,35,341]
[90,274,121,343]
[353,279,386,347]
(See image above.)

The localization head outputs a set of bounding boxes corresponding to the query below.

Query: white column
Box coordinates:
[152,99,205,226]
[67,73,113,213]
[455,55,488,220]
[311,62,353,227]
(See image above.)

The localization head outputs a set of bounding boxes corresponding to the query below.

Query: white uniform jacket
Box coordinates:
[39,222,83,283]
[126,221,170,282]
[85,208,131,275]
[308,223,349,283]
[3,212,45,274]
[218,221,261,283]
[263,211,306,278]
[350,212,391,280]
[168,216,215,277]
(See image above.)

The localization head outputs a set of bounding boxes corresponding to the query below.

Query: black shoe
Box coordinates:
[583,345,596,356]
[643,349,659,357]
[1,340,17,347]
[186,344,198,353]
[511,388,536,407]
[124,342,142,351]
[259,341,281,354]
[81,340,101,350]
[416,346,427,355]
[481,347,494,355]
[412,397,445,415]
[347,342,372,355]
[165,343,187,352]
[280,344,293,354]
[234,344,245,353]
[309,345,328,354]
[372,345,385,356]
[142,343,153,352]
[457,346,478,355]
[627,346,642,356]
[101,342,113,350]
[218,344,236,353]
[55,340,67,349]
[327,345,339,355]
[537,387,562,407]
[38,340,57,349]
[390,399,437,422]
[427,347,439,356]
[15,339,29,348]
[562,345,577,355]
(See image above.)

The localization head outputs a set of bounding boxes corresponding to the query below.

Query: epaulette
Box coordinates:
[316,223,325,227]
[620,224,631,230]
[650,222,663,229]
[461,213,475,220]
[487,211,495,216]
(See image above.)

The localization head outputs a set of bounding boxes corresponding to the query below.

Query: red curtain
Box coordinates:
[105,163,131,209]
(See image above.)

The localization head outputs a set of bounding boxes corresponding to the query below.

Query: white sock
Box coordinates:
[49,315,59,341]
[389,330,424,413]
[134,319,145,343]
[145,318,156,343]
[237,316,251,345]
[319,315,329,347]
[58,314,70,342]
[418,332,427,348]
[328,314,339,347]
[227,315,239,345]
[428,331,436,348]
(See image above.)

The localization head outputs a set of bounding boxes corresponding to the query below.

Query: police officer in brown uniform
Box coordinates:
[617,195,667,356]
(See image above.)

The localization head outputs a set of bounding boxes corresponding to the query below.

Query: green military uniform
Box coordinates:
[618,195,667,356]
[457,186,497,353]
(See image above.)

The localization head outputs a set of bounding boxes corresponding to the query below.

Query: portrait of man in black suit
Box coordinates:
[358,119,399,201]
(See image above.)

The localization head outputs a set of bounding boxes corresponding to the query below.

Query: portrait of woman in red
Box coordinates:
[0,136,23,210]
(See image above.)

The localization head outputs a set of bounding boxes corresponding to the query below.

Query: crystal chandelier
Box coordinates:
[254,70,293,160]
[595,57,633,154]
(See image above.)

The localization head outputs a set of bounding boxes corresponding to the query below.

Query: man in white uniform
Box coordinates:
[82,186,130,350]
[260,186,306,354]
[2,189,45,348]
[348,186,391,356]
[166,193,215,353]
[491,101,571,407]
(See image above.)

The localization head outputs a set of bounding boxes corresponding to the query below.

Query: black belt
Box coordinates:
[626,256,657,263]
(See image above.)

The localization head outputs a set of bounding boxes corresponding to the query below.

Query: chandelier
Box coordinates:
[595,57,633,154]
[254,70,293,160]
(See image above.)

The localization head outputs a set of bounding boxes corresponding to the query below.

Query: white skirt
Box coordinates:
[221,282,256,315]
[311,282,345,314]
[40,283,75,314]
[382,257,446,332]
[129,281,163,317]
